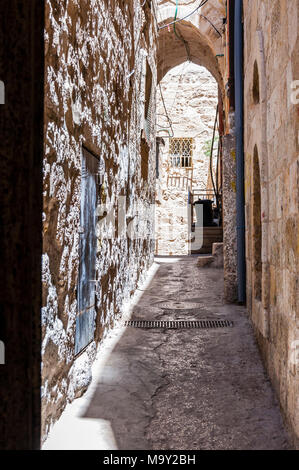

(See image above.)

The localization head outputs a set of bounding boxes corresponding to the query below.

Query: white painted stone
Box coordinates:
[155,62,218,255]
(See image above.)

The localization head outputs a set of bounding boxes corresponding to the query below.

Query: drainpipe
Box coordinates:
[234,0,246,303]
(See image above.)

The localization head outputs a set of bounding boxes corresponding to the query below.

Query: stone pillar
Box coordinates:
[0,0,44,449]
[222,118,238,303]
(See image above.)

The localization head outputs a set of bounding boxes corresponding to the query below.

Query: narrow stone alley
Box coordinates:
[2,0,299,452]
[44,256,289,450]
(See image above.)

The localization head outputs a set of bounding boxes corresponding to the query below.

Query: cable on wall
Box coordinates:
[173,0,192,62]
[157,61,187,136]
[209,105,219,204]
[168,61,188,115]
[158,83,174,137]
[159,0,209,30]
[199,14,222,37]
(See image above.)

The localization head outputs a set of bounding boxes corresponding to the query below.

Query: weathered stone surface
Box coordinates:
[244,0,299,448]
[196,243,223,269]
[212,242,224,268]
[155,63,219,255]
[197,255,214,268]
[43,256,290,450]
[222,130,238,303]
[42,0,158,441]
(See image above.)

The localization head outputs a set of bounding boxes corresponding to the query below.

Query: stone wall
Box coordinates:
[222,124,237,303]
[243,0,299,448]
[155,63,218,255]
[42,0,157,440]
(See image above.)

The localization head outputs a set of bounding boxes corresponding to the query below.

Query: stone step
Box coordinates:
[197,243,224,269]
[212,242,224,268]
[197,255,214,267]
[191,227,223,254]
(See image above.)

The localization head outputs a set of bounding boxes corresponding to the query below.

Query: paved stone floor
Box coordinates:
[44,256,291,450]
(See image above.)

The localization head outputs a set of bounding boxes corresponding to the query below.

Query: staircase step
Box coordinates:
[197,256,214,267]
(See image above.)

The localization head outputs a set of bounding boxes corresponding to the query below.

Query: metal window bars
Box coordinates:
[169,137,194,168]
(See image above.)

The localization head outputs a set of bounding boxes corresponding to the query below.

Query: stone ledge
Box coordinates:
[197,242,224,269]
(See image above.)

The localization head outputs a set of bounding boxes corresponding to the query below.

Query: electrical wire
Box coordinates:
[159,0,209,30]
[200,14,222,37]
[216,139,220,196]
[209,105,219,203]
[168,61,188,115]
[158,83,174,137]
[157,62,191,137]
[156,63,187,132]
[173,0,191,62]
[173,0,179,36]
[157,128,173,137]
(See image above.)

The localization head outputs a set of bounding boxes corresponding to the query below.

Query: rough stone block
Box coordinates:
[212,242,224,268]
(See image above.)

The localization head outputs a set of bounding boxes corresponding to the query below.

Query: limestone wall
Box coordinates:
[155,63,218,255]
[42,0,157,440]
[243,0,299,448]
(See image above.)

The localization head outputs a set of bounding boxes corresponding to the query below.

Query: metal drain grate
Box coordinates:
[124,320,233,329]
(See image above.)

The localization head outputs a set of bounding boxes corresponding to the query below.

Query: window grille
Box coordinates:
[169,138,193,168]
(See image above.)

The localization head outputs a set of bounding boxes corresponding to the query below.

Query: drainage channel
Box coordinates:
[124,320,233,329]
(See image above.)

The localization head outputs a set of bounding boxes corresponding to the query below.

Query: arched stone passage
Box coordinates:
[156,2,238,301]
[157,18,224,93]
[157,1,226,91]
[155,62,219,255]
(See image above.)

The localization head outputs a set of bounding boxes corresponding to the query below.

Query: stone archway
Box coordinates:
[156,1,238,301]
[157,18,224,90]
[155,62,219,256]
[157,0,226,91]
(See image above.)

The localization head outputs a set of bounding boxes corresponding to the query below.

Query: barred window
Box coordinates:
[169,138,193,168]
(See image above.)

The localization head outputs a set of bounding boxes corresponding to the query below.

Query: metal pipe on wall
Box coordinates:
[234,0,246,303]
